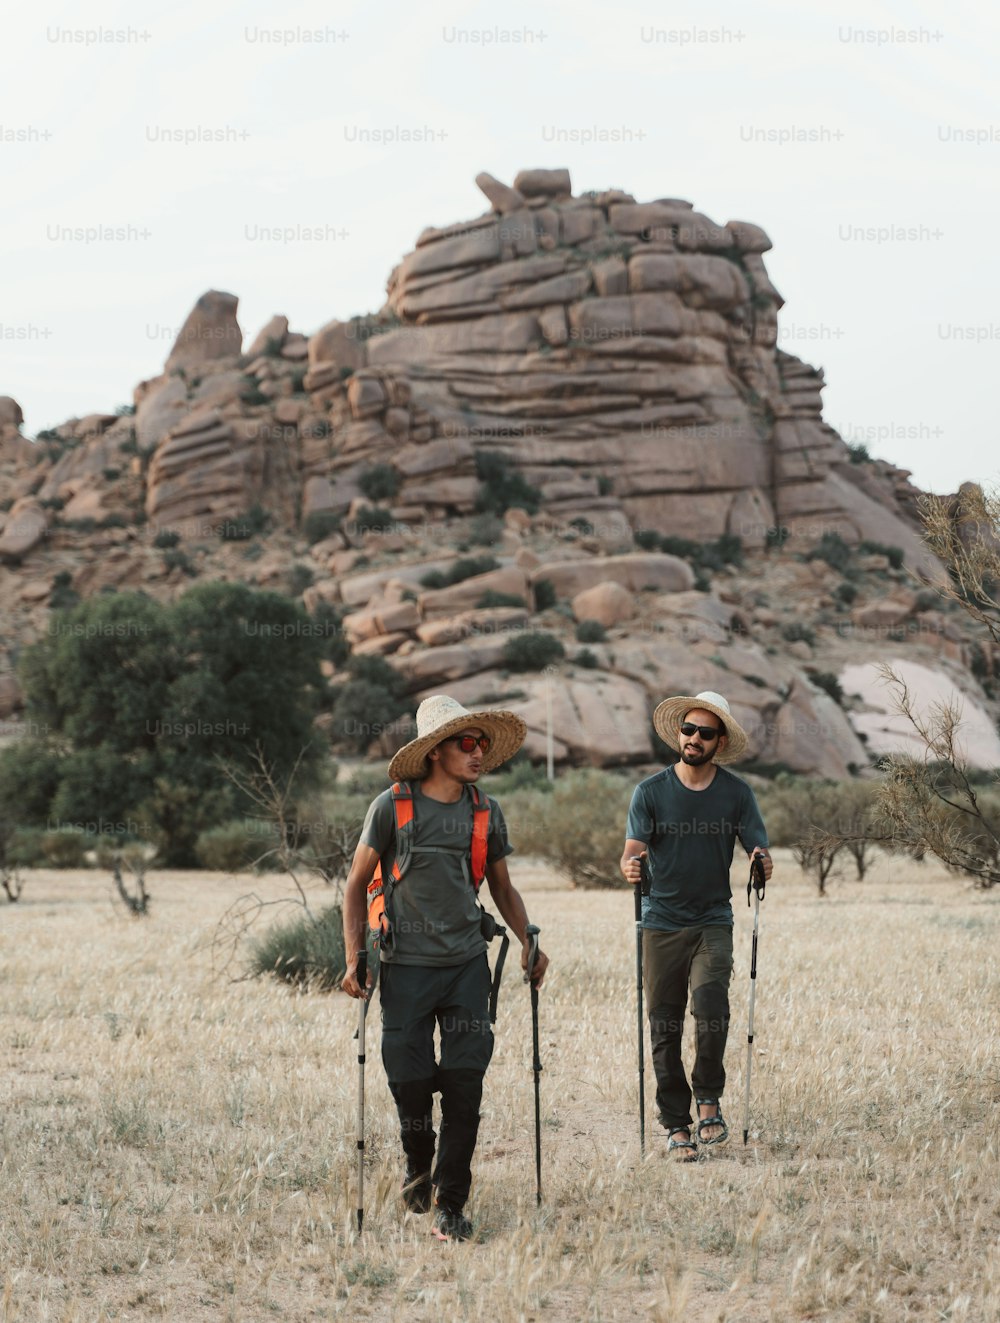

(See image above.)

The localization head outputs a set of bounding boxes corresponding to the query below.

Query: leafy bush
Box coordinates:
[782,622,816,645]
[194,819,279,872]
[833,581,858,606]
[573,648,599,669]
[474,451,541,515]
[248,903,346,989]
[506,770,633,888]
[7,827,45,868]
[329,655,408,754]
[40,828,89,868]
[638,531,744,575]
[220,504,270,541]
[303,511,342,545]
[501,633,566,672]
[419,555,500,590]
[358,464,401,503]
[153,529,180,549]
[49,570,79,611]
[806,532,852,574]
[858,540,904,570]
[162,548,197,576]
[576,619,607,643]
[352,505,395,533]
[468,513,503,546]
[848,443,871,464]
[533,578,556,611]
[808,671,844,705]
[476,591,526,609]
[634,529,661,551]
[288,564,314,596]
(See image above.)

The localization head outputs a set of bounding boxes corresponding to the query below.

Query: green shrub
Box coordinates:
[573,648,599,669]
[248,903,345,989]
[219,504,270,541]
[194,819,278,872]
[352,505,395,533]
[634,529,661,551]
[808,671,844,705]
[40,827,89,868]
[847,443,871,464]
[507,770,632,887]
[7,827,45,868]
[358,464,401,503]
[533,579,556,611]
[781,622,816,645]
[468,513,503,546]
[766,526,790,550]
[329,655,408,753]
[501,633,565,672]
[288,564,315,596]
[162,548,197,576]
[473,451,541,515]
[576,619,607,643]
[153,529,180,549]
[240,384,269,407]
[49,570,79,611]
[807,532,852,574]
[419,555,500,590]
[833,581,858,606]
[303,511,342,545]
[858,540,904,570]
[476,591,526,609]
[102,467,122,482]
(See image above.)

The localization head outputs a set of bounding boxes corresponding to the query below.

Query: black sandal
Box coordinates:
[694,1099,729,1147]
[666,1127,699,1163]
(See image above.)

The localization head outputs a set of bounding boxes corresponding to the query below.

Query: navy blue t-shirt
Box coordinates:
[626,765,768,930]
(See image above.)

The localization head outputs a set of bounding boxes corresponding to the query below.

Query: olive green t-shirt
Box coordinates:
[626,765,768,930]
[360,783,513,966]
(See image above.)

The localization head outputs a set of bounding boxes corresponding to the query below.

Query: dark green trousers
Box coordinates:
[643,925,734,1131]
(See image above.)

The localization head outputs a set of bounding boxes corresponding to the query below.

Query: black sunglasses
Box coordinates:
[448,734,491,754]
[680,722,721,741]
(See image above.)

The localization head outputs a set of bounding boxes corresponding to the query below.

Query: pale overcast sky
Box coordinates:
[4,0,997,494]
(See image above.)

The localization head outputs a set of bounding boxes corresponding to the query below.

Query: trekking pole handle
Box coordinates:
[747,853,766,906]
[356,948,367,996]
[524,923,541,984]
[638,852,651,897]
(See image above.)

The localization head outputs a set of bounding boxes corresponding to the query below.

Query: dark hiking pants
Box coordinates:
[379,954,494,1213]
[643,925,734,1131]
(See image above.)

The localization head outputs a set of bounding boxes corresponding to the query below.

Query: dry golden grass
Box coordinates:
[2,849,998,1321]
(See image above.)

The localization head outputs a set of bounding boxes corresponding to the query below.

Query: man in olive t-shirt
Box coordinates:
[621,691,772,1162]
[342,696,549,1242]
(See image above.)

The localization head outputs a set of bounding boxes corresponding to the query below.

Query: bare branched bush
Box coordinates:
[96,842,156,916]
[824,484,1000,886]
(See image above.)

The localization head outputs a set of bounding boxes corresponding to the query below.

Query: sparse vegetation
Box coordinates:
[473,451,542,516]
[357,463,401,503]
[501,632,565,672]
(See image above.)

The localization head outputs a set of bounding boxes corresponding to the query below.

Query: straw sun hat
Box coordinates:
[387,694,527,782]
[652,690,749,765]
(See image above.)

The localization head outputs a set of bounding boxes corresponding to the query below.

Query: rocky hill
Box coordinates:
[2,167,998,775]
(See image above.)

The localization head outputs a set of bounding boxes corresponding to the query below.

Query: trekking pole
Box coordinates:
[742,856,766,1146]
[635,854,651,1157]
[524,923,543,1206]
[355,948,368,1234]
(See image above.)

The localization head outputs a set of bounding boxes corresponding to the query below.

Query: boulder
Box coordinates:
[391,636,510,689]
[342,599,420,643]
[0,397,24,429]
[571,581,636,627]
[475,172,526,213]
[165,290,242,370]
[852,600,912,630]
[246,314,289,357]
[308,318,368,372]
[513,168,572,198]
[419,567,528,618]
[0,499,47,562]
[532,554,695,599]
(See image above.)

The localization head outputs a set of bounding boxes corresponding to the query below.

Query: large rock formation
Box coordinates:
[0,168,995,776]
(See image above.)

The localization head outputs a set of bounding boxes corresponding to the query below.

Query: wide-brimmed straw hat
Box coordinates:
[387,694,527,781]
[652,690,749,765]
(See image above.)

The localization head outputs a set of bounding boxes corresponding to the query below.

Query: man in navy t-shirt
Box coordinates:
[620,690,772,1161]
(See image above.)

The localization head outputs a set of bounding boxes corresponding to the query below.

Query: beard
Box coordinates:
[680,745,714,766]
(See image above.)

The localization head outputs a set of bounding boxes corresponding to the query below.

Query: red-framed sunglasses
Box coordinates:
[447,734,491,754]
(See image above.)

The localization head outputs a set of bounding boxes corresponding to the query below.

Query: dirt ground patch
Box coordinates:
[1,849,998,1320]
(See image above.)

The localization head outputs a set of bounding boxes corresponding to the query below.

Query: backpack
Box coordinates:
[365,780,509,1021]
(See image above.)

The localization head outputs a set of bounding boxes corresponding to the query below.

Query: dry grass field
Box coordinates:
[2,848,998,1322]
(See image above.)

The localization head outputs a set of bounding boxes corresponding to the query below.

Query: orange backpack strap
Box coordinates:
[366,782,415,944]
[469,784,490,892]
